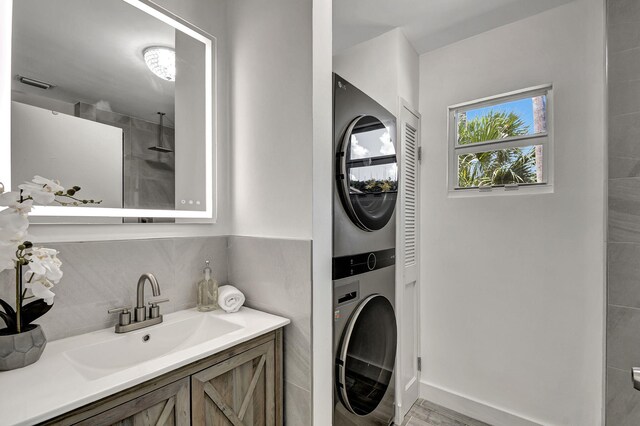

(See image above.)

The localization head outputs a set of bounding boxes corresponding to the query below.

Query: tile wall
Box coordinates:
[228,236,312,425]
[0,236,228,340]
[607,0,640,423]
[0,235,312,423]
[75,102,176,211]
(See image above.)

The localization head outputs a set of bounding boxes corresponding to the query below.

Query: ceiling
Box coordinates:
[333,0,574,54]
[12,0,177,124]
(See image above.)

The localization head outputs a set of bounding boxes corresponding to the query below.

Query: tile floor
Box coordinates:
[402,399,490,426]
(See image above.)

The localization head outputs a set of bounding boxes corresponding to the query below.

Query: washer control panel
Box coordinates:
[332,248,395,280]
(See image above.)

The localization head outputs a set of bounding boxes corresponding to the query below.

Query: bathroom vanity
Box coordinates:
[0,308,288,425]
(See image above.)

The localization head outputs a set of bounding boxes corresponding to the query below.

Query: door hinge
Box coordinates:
[417,146,422,162]
[417,357,422,371]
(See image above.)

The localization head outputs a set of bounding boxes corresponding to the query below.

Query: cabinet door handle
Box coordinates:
[632,367,640,391]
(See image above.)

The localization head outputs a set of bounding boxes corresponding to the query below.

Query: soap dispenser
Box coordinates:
[197,260,219,312]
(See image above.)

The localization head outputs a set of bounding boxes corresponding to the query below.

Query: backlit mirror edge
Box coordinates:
[1,0,218,222]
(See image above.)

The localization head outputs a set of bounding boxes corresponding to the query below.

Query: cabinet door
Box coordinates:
[74,378,190,426]
[192,341,276,426]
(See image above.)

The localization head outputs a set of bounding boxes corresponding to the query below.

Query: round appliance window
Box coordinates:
[337,294,397,416]
[337,115,398,231]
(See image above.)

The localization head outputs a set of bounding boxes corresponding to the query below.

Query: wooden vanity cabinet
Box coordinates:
[74,378,190,426]
[192,340,276,425]
[43,329,283,426]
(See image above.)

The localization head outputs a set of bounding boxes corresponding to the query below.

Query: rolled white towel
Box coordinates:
[218,285,245,313]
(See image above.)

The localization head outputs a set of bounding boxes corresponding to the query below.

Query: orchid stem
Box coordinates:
[15,261,22,333]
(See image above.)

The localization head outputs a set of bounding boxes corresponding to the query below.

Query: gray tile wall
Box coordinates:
[76,102,176,210]
[228,236,312,426]
[0,235,312,424]
[607,1,640,424]
[0,236,228,340]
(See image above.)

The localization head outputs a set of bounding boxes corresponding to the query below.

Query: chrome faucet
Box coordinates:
[108,273,169,333]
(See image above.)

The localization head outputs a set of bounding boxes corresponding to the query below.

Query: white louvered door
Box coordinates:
[396,101,421,421]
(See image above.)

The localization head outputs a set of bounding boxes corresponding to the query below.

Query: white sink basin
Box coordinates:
[0,307,289,426]
[64,313,242,380]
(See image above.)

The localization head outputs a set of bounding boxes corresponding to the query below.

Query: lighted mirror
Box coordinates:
[6,0,214,223]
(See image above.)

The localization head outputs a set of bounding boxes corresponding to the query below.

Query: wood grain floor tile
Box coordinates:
[401,399,490,426]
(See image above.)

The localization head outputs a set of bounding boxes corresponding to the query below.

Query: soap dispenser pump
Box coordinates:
[197,260,219,312]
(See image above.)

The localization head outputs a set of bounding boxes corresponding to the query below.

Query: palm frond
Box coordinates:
[457,111,535,188]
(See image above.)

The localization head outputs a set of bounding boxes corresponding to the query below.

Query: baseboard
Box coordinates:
[419,380,544,426]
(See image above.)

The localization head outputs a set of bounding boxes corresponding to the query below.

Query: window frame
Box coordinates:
[447,84,554,195]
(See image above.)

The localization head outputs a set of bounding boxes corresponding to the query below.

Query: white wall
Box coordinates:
[227,0,313,240]
[418,1,605,425]
[333,28,419,113]
[0,0,231,242]
[12,102,123,224]
[312,0,334,423]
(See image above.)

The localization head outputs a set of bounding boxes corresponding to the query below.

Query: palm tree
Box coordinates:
[457,111,537,188]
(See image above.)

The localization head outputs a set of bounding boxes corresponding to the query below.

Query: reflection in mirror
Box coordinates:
[347,116,398,195]
[10,0,211,222]
[339,115,397,232]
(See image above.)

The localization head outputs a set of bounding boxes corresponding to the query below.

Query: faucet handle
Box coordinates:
[148,298,169,319]
[108,306,132,326]
[633,367,640,391]
[108,306,131,314]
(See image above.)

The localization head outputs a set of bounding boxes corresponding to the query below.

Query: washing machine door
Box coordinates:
[337,294,397,416]
[337,115,398,232]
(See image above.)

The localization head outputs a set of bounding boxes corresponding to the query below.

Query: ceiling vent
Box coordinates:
[17,75,54,90]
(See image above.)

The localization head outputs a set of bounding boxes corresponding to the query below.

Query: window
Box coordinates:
[448,85,552,193]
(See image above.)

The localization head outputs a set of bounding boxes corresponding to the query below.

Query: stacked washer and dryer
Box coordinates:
[332,73,398,426]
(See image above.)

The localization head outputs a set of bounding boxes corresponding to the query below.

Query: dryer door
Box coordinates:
[337,115,398,231]
[337,294,397,416]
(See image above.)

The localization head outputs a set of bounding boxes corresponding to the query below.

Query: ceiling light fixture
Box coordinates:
[143,46,176,81]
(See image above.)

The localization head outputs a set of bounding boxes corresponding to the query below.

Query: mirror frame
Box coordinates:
[1,0,216,220]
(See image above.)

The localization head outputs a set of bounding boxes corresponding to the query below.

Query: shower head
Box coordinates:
[148,111,173,153]
[148,145,174,153]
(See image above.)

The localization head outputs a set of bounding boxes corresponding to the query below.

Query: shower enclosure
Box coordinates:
[606,0,640,423]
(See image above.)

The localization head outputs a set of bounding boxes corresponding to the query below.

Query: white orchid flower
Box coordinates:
[0,191,33,214]
[0,191,20,206]
[28,247,63,283]
[18,176,64,205]
[10,199,32,215]
[0,242,17,272]
[23,273,55,305]
[0,211,29,243]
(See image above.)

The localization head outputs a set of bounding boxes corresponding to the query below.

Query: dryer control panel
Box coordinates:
[332,248,395,280]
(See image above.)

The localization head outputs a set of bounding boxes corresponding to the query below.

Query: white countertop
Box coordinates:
[0,307,289,425]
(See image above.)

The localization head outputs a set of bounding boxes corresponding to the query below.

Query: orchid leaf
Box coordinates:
[0,310,16,332]
[0,298,17,332]
[0,298,16,317]
[21,300,53,327]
